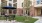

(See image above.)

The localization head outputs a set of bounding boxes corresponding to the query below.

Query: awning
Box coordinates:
[2,6,16,9]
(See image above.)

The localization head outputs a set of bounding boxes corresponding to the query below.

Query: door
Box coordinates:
[41,9,42,15]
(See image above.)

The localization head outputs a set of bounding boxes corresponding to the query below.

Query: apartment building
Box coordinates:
[23,0,31,16]
[17,0,24,15]
[30,0,42,16]
[1,0,24,15]
[1,0,17,15]
[23,0,42,16]
[1,0,42,16]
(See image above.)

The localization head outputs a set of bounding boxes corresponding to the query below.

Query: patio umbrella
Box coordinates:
[2,6,16,21]
[2,6,16,9]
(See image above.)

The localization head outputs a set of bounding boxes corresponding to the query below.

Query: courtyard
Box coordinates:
[0,15,37,23]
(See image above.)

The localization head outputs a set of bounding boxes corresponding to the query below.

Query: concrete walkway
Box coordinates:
[0,20,23,23]
[33,16,42,23]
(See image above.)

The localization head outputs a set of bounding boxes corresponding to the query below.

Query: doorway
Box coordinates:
[41,9,42,15]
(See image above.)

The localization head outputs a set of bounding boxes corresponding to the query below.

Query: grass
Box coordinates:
[24,17,38,23]
[0,15,38,23]
[15,15,38,23]
[0,16,6,20]
[15,16,25,22]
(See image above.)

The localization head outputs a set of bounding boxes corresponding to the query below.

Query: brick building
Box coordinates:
[1,0,42,16]
[30,0,42,16]
[1,0,24,15]
[24,0,42,16]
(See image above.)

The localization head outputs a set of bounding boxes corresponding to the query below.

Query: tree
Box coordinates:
[23,0,31,15]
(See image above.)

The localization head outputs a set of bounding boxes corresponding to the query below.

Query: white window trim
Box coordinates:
[7,0,17,7]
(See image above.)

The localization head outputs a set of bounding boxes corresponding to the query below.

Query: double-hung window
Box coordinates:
[9,3,12,7]
[41,0,42,4]
[22,3,23,7]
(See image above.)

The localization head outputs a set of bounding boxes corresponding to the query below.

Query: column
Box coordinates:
[27,10,28,15]
[12,10,13,15]
[7,9,9,15]
[24,9,26,16]
[23,9,25,16]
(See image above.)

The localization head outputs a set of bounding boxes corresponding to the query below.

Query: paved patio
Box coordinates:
[0,20,23,23]
[33,16,42,23]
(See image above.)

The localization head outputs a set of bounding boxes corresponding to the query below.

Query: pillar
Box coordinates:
[7,9,9,15]
[35,8,37,16]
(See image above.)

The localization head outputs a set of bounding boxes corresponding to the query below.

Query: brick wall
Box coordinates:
[17,8,23,15]
[30,6,35,16]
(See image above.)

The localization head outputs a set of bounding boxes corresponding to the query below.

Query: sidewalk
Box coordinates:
[0,20,23,23]
[32,16,42,23]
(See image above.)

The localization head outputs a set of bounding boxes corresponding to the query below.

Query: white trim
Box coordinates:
[12,0,13,7]
[7,0,9,6]
[3,0,17,7]
[0,0,1,5]
[0,0,1,15]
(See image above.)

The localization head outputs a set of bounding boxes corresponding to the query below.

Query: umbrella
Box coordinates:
[2,6,16,9]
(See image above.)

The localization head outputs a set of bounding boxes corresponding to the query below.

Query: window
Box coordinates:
[22,3,23,7]
[40,0,42,4]
[36,0,40,4]
[13,9,16,14]
[9,3,12,6]
[13,0,17,3]
[13,3,17,8]
[37,1,40,4]
[41,0,42,2]
[9,0,12,1]
[26,10,27,14]
[41,3,42,4]
[9,9,12,14]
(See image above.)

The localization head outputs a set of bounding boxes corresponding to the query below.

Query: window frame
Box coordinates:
[9,3,12,6]
[22,3,23,7]
[36,0,40,5]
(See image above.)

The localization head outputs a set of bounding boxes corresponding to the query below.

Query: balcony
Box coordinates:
[34,4,42,8]
[34,0,42,8]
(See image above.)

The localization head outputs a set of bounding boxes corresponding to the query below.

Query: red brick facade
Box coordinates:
[30,6,35,16]
[17,8,23,15]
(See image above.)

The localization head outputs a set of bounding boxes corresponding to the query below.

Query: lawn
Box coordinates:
[0,16,6,20]
[15,15,38,23]
[0,15,38,23]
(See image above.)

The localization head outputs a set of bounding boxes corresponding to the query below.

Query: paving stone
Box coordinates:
[33,16,42,23]
[0,20,23,23]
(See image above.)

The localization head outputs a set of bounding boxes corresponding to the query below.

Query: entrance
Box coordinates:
[36,8,41,16]
[41,9,42,15]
